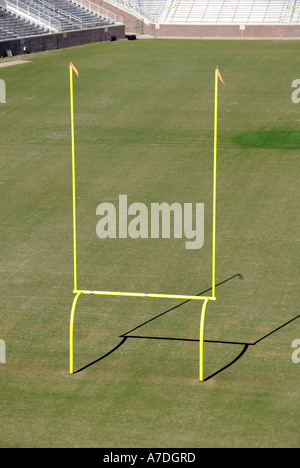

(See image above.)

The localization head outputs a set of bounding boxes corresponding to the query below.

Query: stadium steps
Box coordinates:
[110,0,167,22]
[0,5,49,39]
[0,0,113,40]
[118,0,300,24]
[36,0,113,29]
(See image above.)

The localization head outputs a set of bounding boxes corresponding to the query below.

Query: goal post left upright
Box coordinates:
[69,62,80,292]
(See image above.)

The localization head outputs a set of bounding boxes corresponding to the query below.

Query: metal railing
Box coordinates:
[158,0,300,24]
[4,0,61,30]
[2,0,123,32]
[71,0,124,24]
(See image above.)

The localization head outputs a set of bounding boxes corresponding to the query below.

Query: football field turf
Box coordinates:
[0,38,299,448]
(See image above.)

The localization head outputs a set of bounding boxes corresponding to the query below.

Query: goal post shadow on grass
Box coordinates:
[68,64,225,381]
[73,287,299,380]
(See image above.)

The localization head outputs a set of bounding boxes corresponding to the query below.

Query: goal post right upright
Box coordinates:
[199,66,225,382]
[212,65,225,299]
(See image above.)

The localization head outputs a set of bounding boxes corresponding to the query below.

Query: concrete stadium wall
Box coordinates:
[94,0,300,38]
[0,24,125,57]
[151,24,300,38]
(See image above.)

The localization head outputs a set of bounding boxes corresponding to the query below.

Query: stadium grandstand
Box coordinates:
[0,0,121,39]
[0,5,49,39]
[98,0,300,37]
[0,0,124,55]
[0,0,299,55]
[104,0,300,24]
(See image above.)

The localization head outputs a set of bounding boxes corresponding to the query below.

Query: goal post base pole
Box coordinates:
[69,289,215,380]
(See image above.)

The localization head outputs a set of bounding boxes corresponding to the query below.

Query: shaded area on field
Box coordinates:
[234,130,300,150]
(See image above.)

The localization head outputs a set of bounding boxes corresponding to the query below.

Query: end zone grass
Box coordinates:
[0,39,299,448]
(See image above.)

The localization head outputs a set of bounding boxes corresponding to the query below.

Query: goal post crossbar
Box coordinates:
[74,289,216,301]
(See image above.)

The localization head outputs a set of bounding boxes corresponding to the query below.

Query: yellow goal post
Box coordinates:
[68,63,225,381]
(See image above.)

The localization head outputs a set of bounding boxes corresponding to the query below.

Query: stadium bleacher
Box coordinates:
[0,0,114,41]
[0,4,49,40]
[0,0,299,43]
[163,0,300,24]
[34,0,113,30]
[107,0,300,24]
[108,0,166,22]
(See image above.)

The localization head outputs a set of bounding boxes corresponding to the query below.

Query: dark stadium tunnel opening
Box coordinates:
[234,130,300,150]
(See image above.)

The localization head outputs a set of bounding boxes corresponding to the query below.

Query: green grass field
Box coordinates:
[0,38,299,448]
